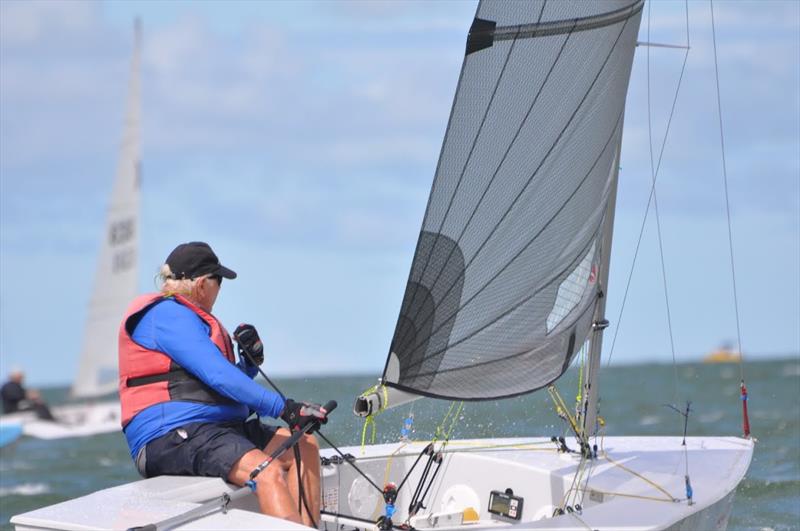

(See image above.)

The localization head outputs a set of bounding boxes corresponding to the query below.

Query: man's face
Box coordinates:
[196,275,222,312]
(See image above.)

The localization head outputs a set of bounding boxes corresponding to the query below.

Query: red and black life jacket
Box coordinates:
[118,293,236,427]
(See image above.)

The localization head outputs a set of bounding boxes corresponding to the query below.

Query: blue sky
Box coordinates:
[1,1,798,387]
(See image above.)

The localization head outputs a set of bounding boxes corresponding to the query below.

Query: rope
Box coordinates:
[646,1,681,406]
[441,402,464,443]
[709,4,750,438]
[360,385,389,451]
[601,452,677,502]
[607,0,691,368]
[382,442,409,488]
[710,0,745,380]
[576,343,586,406]
[432,402,460,443]
[586,489,679,503]
[548,385,582,441]
[560,454,588,509]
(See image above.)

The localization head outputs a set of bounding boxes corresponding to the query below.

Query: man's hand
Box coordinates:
[280,399,329,432]
[233,324,264,366]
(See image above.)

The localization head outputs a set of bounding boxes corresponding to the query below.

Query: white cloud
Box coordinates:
[0,0,94,46]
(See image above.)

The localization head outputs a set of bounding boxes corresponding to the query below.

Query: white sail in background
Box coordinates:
[71,21,141,398]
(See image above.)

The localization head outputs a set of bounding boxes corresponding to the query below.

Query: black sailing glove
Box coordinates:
[280,399,329,432]
[233,324,264,366]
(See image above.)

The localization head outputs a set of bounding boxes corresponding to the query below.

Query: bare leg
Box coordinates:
[298,434,321,524]
[265,429,321,528]
[227,446,301,524]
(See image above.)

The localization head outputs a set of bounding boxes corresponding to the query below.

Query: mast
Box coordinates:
[581,139,623,440]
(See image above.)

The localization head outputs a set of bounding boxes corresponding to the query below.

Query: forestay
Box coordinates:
[71,22,142,398]
[380,0,643,401]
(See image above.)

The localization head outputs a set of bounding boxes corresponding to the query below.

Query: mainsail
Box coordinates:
[376,1,643,403]
[71,21,142,398]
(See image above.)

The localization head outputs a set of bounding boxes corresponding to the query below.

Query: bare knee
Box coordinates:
[259,463,288,488]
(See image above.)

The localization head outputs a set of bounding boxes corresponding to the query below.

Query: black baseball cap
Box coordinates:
[165,242,237,280]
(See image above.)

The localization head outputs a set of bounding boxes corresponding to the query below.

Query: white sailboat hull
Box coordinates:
[1,401,120,440]
[10,435,752,531]
[21,400,121,440]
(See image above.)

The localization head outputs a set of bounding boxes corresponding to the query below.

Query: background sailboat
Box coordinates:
[13,20,142,440]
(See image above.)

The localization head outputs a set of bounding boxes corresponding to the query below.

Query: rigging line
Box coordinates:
[647,0,681,405]
[568,509,594,531]
[601,451,677,501]
[315,431,384,495]
[393,10,535,353]
[577,448,600,508]
[398,117,621,377]
[396,8,569,349]
[560,455,587,509]
[710,0,745,380]
[397,15,633,371]
[606,1,691,368]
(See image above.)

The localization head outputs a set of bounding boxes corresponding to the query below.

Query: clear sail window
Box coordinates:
[546,243,596,333]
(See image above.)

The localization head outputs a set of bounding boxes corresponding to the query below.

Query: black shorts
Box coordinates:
[140,419,278,480]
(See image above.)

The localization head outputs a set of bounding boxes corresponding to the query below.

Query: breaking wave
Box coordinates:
[0,483,50,496]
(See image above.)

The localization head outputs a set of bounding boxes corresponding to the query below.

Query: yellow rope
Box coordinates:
[360,416,377,450]
[548,385,581,438]
[443,402,464,441]
[433,402,457,442]
[443,440,553,449]
[383,441,408,486]
[600,452,677,502]
[584,488,678,503]
[359,385,389,453]
[576,344,586,405]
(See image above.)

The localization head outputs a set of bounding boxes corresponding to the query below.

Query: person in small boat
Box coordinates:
[0,369,56,420]
[118,241,326,527]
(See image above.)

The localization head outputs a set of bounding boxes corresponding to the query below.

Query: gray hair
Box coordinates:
[157,264,198,296]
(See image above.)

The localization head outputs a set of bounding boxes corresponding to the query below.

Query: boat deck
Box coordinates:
[10,436,753,531]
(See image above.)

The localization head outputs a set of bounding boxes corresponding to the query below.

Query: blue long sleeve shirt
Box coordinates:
[122,298,284,459]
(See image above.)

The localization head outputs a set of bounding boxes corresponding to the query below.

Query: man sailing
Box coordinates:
[118,241,326,526]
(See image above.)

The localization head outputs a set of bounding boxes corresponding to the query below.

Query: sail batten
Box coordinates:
[379,0,643,402]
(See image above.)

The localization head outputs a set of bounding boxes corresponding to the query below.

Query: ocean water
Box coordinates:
[0,358,797,530]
